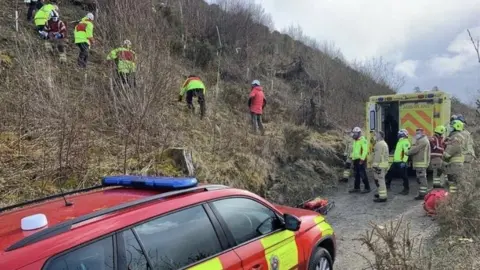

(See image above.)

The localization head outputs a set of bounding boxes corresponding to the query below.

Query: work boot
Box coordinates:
[340,178,348,183]
[414,194,425,200]
[373,198,387,203]
[432,184,443,189]
[398,189,409,195]
[349,188,361,193]
[361,189,371,194]
[374,193,379,198]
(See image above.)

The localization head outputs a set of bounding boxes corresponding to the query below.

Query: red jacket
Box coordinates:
[429,135,445,158]
[248,86,266,114]
[44,19,67,38]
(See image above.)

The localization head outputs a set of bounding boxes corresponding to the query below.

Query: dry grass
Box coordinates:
[361,164,480,270]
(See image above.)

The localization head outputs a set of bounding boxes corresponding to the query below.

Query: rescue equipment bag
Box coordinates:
[424,189,448,215]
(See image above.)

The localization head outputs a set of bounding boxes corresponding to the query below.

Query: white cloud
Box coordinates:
[255,0,480,61]
[427,26,480,76]
[394,60,419,78]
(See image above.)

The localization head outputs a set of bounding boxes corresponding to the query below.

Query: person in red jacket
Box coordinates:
[39,10,67,62]
[430,125,446,188]
[248,80,266,135]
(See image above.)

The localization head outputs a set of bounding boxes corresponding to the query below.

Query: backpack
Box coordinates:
[424,189,448,215]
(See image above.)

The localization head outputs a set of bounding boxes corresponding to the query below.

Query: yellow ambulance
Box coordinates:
[365,90,452,167]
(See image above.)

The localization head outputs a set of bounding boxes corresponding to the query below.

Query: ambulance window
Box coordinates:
[132,205,223,269]
[210,198,283,245]
[117,229,150,270]
[369,110,376,130]
[44,236,114,270]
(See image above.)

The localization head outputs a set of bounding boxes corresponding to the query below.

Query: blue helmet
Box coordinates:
[456,114,466,124]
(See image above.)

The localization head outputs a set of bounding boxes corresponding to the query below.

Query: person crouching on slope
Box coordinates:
[372,131,390,203]
[33,1,58,31]
[248,80,266,135]
[348,127,371,194]
[74,12,94,68]
[406,128,431,200]
[107,40,137,88]
[178,75,206,119]
[385,129,410,195]
[39,10,67,63]
[429,125,446,188]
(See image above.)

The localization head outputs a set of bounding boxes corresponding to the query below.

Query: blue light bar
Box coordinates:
[427,93,434,98]
[377,97,384,102]
[102,175,198,189]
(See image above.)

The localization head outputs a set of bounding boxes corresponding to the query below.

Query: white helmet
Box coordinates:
[352,127,361,133]
[251,80,260,86]
[398,129,408,137]
[50,10,59,21]
[86,12,94,21]
[123,39,132,47]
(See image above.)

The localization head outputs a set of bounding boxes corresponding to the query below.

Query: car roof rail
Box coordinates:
[0,185,106,214]
[5,184,228,252]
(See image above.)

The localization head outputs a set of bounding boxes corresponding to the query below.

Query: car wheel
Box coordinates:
[308,247,333,270]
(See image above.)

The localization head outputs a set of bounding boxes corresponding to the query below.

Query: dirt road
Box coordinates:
[325,177,437,270]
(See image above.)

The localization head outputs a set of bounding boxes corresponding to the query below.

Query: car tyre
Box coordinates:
[308,247,333,270]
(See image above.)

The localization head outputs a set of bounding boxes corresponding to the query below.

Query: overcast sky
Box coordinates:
[253,0,480,104]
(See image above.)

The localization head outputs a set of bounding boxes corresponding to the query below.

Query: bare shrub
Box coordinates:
[435,166,480,239]
[358,217,432,270]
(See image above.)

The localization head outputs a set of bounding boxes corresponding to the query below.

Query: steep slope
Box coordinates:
[0,0,397,207]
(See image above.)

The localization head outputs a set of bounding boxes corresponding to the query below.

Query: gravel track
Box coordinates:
[324,177,437,270]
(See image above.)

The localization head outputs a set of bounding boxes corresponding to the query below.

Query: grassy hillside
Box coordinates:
[0,0,447,207]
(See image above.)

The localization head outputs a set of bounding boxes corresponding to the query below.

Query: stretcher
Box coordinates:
[297,197,335,215]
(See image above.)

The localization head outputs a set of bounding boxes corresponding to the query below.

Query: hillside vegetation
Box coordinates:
[0,0,455,207]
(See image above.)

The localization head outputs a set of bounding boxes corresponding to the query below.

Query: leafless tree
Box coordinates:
[351,57,406,92]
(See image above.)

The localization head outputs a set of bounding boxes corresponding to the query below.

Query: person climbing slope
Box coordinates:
[248,80,267,135]
[178,75,206,119]
[107,40,137,88]
[39,10,67,63]
[33,1,58,31]
[74,12,94,68]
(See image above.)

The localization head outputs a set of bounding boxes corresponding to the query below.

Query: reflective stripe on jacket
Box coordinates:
[350,136,368,160]
[74,17,94,45]
[372,140,389,168]
[393,138,410,162]
[407,135,431,168]
[444,131,465,163]
[107,47,136,73]
[180,77,206,96]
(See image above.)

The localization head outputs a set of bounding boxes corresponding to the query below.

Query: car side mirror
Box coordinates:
[283,213,301,231]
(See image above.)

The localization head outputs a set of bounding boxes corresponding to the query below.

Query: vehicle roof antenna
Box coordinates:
[58,186,74,207]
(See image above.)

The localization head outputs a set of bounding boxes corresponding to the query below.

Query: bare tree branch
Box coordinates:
[467,29,480,63]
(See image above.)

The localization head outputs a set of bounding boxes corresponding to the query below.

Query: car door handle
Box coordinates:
[251,264,263,270]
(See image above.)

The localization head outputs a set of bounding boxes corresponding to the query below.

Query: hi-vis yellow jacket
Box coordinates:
[393,138,410,163]
[350,136,368,161]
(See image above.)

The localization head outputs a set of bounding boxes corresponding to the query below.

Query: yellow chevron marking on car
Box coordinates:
[314,216,334,237]
[260,230,299,270]
[187,257,222,270]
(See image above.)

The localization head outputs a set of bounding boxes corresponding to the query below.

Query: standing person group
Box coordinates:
[342,112,475,202]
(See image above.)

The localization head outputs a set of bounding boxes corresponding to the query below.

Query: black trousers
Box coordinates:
[385,162,409,190]
[186,89,205,117]
[77,43,89,68]
[27,1,43,21]
[353,160,370,190]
